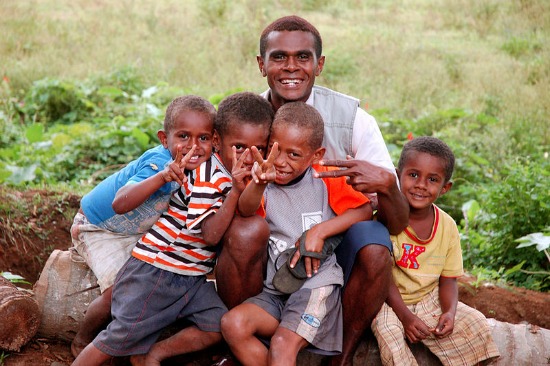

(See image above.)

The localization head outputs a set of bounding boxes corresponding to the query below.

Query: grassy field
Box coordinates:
[2,0,549,124]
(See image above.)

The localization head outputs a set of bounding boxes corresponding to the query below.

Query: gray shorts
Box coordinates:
[245,286,342,355]
[93,257,227,357]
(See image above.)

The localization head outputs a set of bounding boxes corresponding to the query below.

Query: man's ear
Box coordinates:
[157,130,168,148]
[212,130,221,153]
[315,55,325,76]
[257,55,267,77]
[439,181,453,197]
[312,147,326,165]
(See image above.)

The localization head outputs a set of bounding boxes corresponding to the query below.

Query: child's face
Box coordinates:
[213,121,270,171]
[398,151,452,211]
[158,110,213,171]
[268,123,324,185]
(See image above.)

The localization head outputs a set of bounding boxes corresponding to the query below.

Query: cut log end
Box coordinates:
[0,276,40,352]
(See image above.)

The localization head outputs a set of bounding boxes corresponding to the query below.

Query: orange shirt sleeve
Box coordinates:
[314,164,370,216]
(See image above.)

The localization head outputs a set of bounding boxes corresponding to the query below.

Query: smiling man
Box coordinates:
[255,16,409,366]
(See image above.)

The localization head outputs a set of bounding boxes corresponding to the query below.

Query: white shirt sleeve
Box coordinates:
[352,108,396,175]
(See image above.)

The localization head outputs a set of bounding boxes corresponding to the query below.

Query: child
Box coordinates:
[220,102,373,366]
[71,92,274,366]
[371,136,500,365]
[70,95,217,356]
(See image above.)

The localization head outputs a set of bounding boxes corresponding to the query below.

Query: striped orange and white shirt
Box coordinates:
[132,153,231,276]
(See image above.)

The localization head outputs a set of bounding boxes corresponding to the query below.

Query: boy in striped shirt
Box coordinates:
[72,92,274,366]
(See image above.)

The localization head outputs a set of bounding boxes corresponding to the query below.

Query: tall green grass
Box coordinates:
[1,0,549,128]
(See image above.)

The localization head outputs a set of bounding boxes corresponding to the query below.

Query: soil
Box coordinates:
[1,187,549,366]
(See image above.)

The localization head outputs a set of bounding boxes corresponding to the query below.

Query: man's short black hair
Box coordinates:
[259,15,322,59]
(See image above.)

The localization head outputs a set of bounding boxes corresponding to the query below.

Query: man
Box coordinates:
[215,15,409,365]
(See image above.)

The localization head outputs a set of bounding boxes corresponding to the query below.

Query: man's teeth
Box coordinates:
[281,79,301,85]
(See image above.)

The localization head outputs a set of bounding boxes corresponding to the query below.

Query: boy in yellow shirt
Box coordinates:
[371,136,500,365]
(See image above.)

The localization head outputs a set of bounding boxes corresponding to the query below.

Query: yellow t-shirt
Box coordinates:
[390,205,463,305]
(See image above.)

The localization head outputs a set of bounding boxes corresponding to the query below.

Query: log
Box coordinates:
[33,249,100,342]
[32,250,550,365]
[0,276,40,352]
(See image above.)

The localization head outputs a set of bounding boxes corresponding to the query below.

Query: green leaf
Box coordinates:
[131,128,150,149]
[25,123,44,143]
[6,164,37,184]
[462,200,480,223]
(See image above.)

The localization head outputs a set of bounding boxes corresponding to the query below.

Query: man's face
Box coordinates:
[257,31,325,111]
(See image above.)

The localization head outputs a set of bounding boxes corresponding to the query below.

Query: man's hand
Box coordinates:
[315,155,392,194]
[251,142,279,185]
[161,145,197,186]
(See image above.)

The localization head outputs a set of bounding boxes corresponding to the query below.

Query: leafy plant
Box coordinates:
[0,271,31,286]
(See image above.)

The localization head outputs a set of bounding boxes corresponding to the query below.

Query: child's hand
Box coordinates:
[431,312,455,338]
[289,230,324,277]
[230,146,252,193]
[402,313,432,343]
[251,142,279,184]
[161,145,197,186]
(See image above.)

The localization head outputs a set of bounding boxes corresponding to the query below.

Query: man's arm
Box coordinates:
[315,158,408,234]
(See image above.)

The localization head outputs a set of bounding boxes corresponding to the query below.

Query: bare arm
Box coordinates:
[201,147,254,245]
[434,276,458,338]
[237,144,279,217]
[291,203,373,277]
[316,157,409,234]
[386,280,432,343]
[112,145,195,214]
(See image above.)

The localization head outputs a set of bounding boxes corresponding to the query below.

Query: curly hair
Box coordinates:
[259,15,322,59]
[215,92,274,137]
[164,95,216,132]
[272,102,324,150]
[398,136,455,182]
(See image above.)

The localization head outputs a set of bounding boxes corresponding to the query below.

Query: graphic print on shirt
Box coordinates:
[396,243,426,269]
[302,211,322,231]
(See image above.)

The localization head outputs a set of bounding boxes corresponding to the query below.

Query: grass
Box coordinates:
[1,0,549,131]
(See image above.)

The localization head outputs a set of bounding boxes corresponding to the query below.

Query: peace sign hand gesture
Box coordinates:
[251,142,279,185]
[161,144,197,186]
[230,146,252,193]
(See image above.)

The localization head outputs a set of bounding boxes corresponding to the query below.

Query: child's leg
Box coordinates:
[268,326,308,366]
[216,215,270,309]
[71,342,112,366]
[371,303,418,366]
[130,326,222,366]
[71,286,113,357]
[221,302,279,366]
[418,297,500,366]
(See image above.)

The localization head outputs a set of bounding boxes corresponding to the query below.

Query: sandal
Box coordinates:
[272,230,342,294]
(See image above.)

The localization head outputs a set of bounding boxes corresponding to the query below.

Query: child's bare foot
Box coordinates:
[130,353,161,366]
[70,337,88,358]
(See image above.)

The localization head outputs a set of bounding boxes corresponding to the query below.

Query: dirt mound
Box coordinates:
[1,187,549,365]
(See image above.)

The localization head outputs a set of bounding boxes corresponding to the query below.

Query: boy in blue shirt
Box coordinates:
[70,95,217,356]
